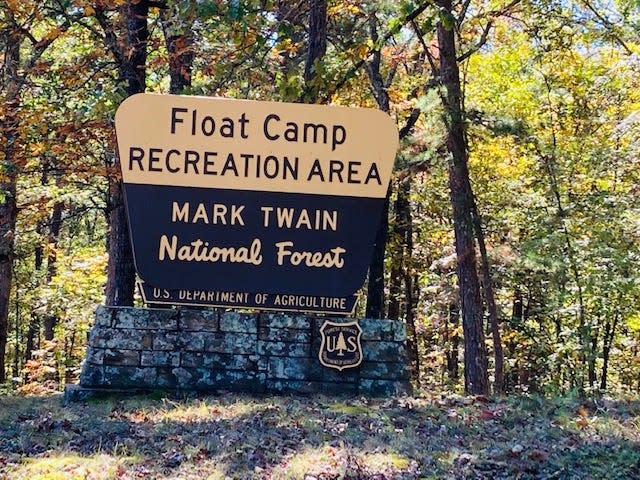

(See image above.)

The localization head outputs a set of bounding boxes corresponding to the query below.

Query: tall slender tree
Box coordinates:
[303,0,327,103]
[97,1,155,306]
[435,0,489,394]
[161,1,195,94]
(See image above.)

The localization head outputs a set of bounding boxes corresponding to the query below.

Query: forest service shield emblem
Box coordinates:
[319,320,363,370]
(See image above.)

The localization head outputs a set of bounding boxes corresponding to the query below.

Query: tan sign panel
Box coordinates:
[115,94,398,198]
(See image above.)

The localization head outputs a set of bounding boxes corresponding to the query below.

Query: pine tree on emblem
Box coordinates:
[336,333,347,356]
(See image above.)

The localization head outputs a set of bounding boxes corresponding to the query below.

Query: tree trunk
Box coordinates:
[446,303,460,381]
[436,0,488,395]
[161,6,194,94]
[600,309,619,391]
[588,328,598,388]
[0,177,16,382]
[105,1,150,306]
[387,185,402,321]
[364,15,392,320]
[366,193,389,319]
[303,0,327,102]
[43,196,64,341]
[399,180,420,380]
[0,31,21,383]
[24,315,39,363]
[472,204,504,393]
[105,182,137,306]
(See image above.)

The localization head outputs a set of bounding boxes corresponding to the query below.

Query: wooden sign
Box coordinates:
[115,94,398,313]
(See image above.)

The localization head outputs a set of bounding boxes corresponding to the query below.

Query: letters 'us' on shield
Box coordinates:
[319,320,363,370]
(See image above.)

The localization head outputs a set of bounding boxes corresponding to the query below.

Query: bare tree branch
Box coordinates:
[581,0,633,55]
[323,1,433,102]
[457,20,493,62]
[399,107,421,139]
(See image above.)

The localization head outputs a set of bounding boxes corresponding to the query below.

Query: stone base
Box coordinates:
[68,306,412,400]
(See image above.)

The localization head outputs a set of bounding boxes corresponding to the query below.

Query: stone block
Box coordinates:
[257,341,309,357]
[172,367,195,388]
[141,351,180,367]
[94,306,113,328]
[391,322,407,342]
[180,332,206,351]
[192,368,215,390]
[152,331,182,351]
[103,349,139,366]
[79,364,104,387]
[322,368,359,383]
[268,357,311,380]
[203,353,255,371]
[204,332,256,355]
[87,326,108,345]
[259,327,311,343]
[360,319,392,341]
[313,317,326,331]
[145,309,180,330]
[109,307,179,330]
[111,307,147,329]
[220,311,257,333]
[307,359,325,381]
[103,366,157,388]
[131,367,158,387]
[359,361,409,381]
[91,328,153,350]
[257,357,268,371]
[358,379,412,397]
[180,310,218,331]
[181,352,204,368]
[208,370,265,393]
[311,334,322,355]
[262,313,311,330]
[85,348,105,365]
[156,367,178,389]
[362,341,405,362]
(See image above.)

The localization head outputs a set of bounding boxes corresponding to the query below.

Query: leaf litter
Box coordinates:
[0,392,638,479]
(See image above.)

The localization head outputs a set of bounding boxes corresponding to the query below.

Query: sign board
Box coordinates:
[116,94,398,314]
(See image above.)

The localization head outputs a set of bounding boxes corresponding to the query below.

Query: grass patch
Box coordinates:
[0,391,638,479]
[5,453,133,480]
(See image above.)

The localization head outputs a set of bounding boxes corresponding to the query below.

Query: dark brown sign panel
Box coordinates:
[116,94,398,314]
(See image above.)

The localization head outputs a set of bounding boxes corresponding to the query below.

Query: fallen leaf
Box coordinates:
[527,449,549,462]
[509,444,524,457]
[478,409,495,421]
[575,416,589,429]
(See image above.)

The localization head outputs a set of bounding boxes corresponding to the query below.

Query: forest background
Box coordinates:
[0,0,639,398]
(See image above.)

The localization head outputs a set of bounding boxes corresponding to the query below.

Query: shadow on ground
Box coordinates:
[0,392,639,479]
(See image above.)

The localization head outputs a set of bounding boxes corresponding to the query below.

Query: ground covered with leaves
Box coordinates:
[0,391,639,479]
